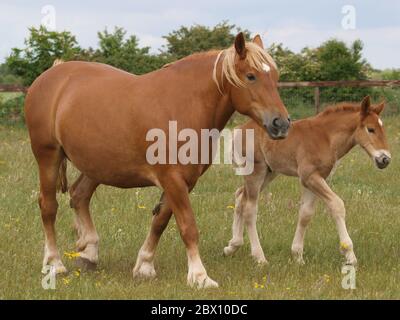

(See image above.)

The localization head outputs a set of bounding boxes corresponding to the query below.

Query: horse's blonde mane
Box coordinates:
[213,42,278,94]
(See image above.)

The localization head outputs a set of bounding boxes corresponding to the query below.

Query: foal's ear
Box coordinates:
[360,95,371,117]
[372,101,385,115]
[253,34,264,49]
[234,32,247,60]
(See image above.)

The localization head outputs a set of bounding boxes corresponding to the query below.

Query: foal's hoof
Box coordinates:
[254,257,269,266]
[42,261,68,275]
[75,257,97,271]
[132,262,156,280]
[223,245,239,256]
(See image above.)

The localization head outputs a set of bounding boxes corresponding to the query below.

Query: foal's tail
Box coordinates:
[56,157,68,193]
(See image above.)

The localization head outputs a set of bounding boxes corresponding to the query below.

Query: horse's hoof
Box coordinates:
[42,262,68,275]
[255,257,269,266]
[188,274,219,289]
[223,245,239,256]
[75,257,97,271]
[132,262,156,280]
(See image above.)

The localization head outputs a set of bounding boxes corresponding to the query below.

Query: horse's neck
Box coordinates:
[318,112,358,159]
[169,53,235,131]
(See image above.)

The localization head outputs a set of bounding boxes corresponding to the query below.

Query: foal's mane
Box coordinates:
[317,103,361,118]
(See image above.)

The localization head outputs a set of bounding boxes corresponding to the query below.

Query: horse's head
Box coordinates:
[355,96,391,169]
[215,32,290,139]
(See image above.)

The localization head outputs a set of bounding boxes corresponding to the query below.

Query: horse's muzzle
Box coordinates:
[374,154,391,169]
[264,116,291,140]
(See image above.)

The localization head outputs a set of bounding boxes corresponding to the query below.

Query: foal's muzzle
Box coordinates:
[264,116,291,140]
[374,154,391,169]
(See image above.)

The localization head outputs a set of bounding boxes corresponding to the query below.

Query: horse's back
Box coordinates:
[25,61,135,145]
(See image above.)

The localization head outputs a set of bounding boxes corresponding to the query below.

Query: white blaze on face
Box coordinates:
[378,118,383,127]
[262,63,270,73]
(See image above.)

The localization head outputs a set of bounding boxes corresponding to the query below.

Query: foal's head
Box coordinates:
[354,96,391,169]
[214,33,290,139]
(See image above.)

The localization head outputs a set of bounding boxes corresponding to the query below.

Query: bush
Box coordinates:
[0,94,25,125]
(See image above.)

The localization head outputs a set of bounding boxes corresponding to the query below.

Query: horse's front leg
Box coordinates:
[223,186,245,256]
[303,173,357,265]
[133,193,172,279]
[161,174,218,289]
[291,185,317,264]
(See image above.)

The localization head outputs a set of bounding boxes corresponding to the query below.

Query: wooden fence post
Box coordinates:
[314,87,320,114]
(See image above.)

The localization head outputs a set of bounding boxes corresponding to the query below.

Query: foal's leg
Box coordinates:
[37,149,67,274]
[303,174,357,265]
[160,175,218,288]
[223,186,245,256]
[224,164,275,264]
[69,174,99,267]
[291,186,317,264]
[133,193,173,279]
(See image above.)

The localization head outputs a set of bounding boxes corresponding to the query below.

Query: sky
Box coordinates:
[0,0,399,69]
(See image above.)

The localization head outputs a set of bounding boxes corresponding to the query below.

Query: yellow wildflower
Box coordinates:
[64,251,81,259]
[340,242,349,251]
[138,205,146,209]
[226,205,235,209]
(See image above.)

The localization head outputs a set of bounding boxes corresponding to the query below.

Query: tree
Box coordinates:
[6,26,81,85]
[78,27,170,75]
[163,21,251,59]
[317,39,369,81]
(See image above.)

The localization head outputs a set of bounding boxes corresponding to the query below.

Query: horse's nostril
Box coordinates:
[383,156,390,164]
[272,117,280,128]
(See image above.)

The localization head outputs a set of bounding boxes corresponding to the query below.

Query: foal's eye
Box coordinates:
[246,73,256,81]
[367,127,375,133]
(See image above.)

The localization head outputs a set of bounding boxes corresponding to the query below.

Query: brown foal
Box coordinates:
[224,96,391,265]
[25,33,290,288]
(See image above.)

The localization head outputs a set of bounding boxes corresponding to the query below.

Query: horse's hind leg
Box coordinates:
[69,174,99,269]
[37,148,67,274]
[133,193,173,279]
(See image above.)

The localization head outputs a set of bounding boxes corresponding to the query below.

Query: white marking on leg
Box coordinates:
[133,238,156,279]
[291,187,317,264]
[243,199,267,264]
[224,188,245,256]
[187,250,218,289]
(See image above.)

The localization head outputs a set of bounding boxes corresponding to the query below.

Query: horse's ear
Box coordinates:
[253,34,264,49]
[234,32,247,60]
[372,101,385,115]
[360,95,371,117]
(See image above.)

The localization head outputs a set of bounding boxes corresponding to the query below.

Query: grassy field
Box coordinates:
[0,115,399,300]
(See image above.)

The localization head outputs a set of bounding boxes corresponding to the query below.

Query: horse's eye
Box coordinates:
[367,127,375,133]
[246,74,256,81]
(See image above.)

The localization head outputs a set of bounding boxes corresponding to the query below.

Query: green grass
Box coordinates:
[0,117,399,300]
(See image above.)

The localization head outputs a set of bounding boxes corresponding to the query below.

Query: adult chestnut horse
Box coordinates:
[25,33,290,288]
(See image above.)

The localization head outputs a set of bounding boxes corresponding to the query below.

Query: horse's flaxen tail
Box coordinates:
[56,157,68,193]
[52,58,64,67]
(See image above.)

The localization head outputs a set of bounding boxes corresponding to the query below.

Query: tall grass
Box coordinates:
[0,115,399,299]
